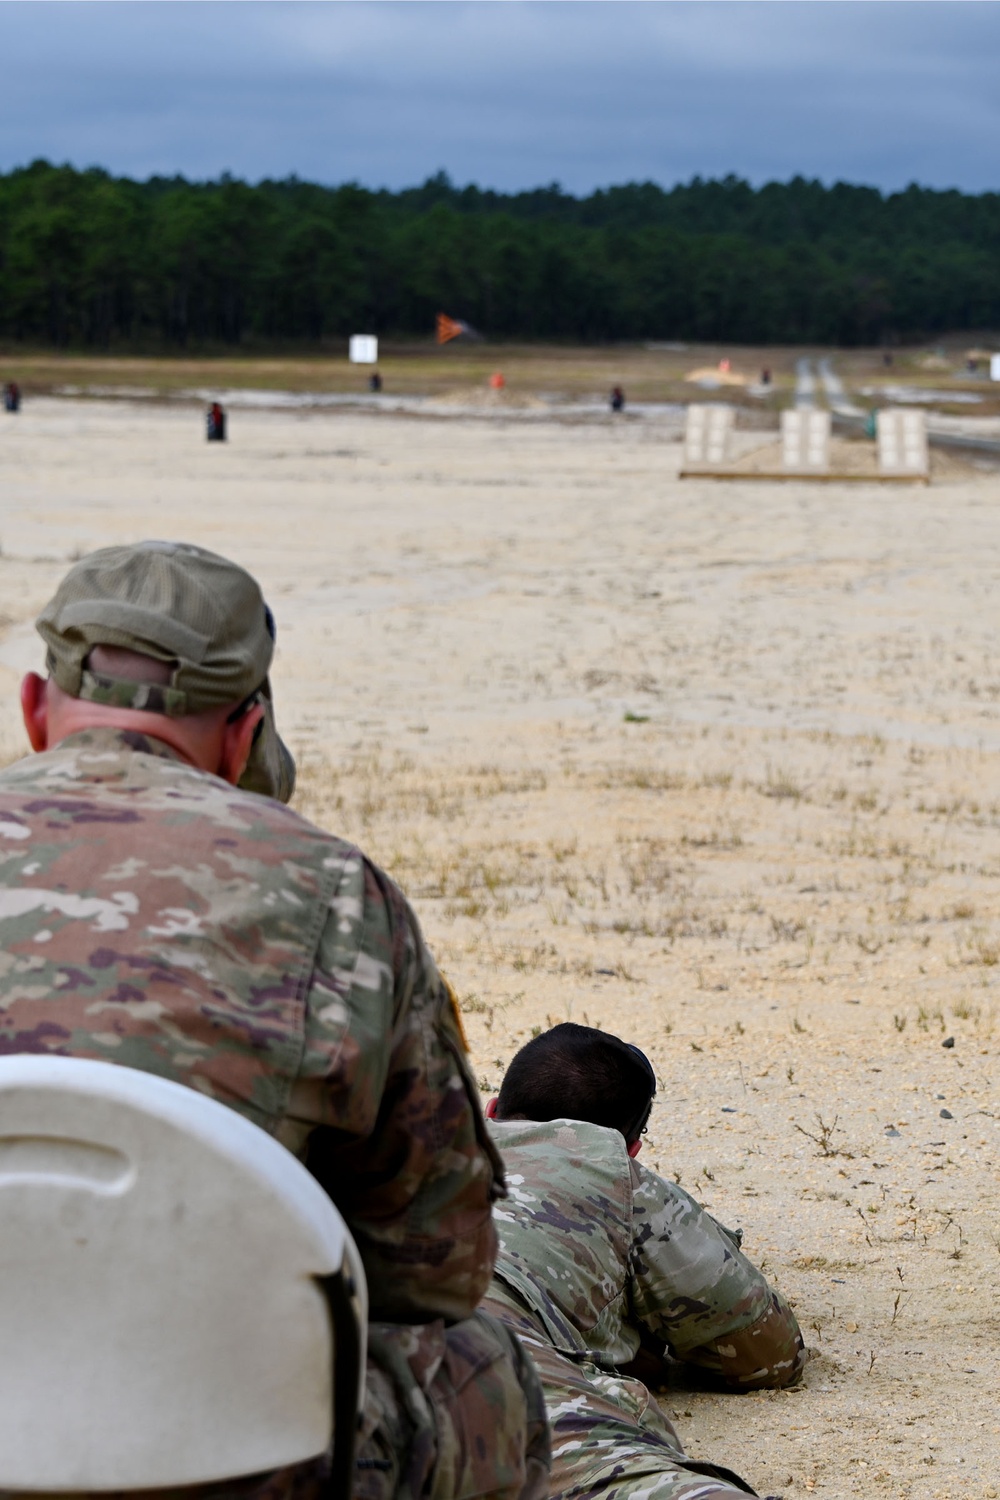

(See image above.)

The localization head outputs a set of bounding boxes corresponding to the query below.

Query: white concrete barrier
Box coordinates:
[877,408,928,478]
[781,409,830,473]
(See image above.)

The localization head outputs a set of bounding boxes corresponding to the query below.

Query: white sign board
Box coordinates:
[877,408,928,477]
[991,353,1000,382]
[683,404,733,467]
[349,335,378,365]
[781,409,830,472]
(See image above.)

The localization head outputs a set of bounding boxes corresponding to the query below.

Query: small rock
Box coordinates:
[885,1126,901,1137]
[942,1036,955,1048]
[721,1106,737,1113]
[939,1108,954,1119]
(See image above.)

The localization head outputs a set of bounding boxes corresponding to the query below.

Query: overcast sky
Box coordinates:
[2,1,998,196]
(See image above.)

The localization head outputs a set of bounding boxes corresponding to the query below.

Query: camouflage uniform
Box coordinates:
[483,1118,805,1500]
[0,729,548,1500]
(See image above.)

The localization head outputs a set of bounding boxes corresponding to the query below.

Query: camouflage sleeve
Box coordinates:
[628,1163,805,1391]
[284,848,505,1325]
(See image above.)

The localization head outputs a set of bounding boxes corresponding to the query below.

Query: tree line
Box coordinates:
[1,160,998,349]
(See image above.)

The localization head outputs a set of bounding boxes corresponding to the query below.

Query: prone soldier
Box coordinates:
[482,1023,806,1500]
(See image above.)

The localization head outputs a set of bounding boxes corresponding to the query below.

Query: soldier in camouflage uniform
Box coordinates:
[0,541,548,1500]
[482,1023,806,1500]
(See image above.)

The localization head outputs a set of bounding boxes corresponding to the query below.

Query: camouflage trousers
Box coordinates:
[355,1311,550,1500]
[0,1312,549,1500]
[481,1291,755,1500]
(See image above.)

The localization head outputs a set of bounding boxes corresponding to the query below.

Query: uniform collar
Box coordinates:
[53,726,190,765]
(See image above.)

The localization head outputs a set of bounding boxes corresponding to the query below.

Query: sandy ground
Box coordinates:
[2,398,1000,1498]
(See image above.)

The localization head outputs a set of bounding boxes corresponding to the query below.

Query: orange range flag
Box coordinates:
[436,312,479,344]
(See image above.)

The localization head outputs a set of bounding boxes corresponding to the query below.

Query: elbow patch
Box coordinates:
[717,1296,806,1391]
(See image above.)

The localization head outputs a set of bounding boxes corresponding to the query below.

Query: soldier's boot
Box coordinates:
[356,1311,550,1500]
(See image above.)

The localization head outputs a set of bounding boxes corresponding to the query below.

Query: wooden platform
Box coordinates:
[680,466,929,484]
[679,434,930,484]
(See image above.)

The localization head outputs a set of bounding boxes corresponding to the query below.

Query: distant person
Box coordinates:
[610,385,625,413]
[369,371,383,393]
[4,381,20,413]
[760,368,771,387]
[883,352,894,368]
[206,402,226,441]
[483,1023,805,1500]
[489,371,506,391]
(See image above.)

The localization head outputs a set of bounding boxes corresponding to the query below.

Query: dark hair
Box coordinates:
[495,1022,656,1144]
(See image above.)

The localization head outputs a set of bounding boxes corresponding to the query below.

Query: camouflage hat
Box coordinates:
[36,540,295,802]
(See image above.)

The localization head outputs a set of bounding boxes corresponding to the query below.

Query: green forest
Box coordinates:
[1,160,999,349]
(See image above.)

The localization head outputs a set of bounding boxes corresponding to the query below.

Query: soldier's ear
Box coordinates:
[218,701,266,786]
[20,673,49,752]
[485,1097,499,1119]
[626,1138,643,1158]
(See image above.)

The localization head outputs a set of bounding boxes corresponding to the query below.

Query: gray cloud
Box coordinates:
[1,1,998,192]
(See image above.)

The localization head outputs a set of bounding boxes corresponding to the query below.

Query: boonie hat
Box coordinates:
[36,540,295,802]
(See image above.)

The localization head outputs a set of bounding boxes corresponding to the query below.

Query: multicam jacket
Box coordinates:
[0,728,503,1324]
[487,1118,804,1390]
